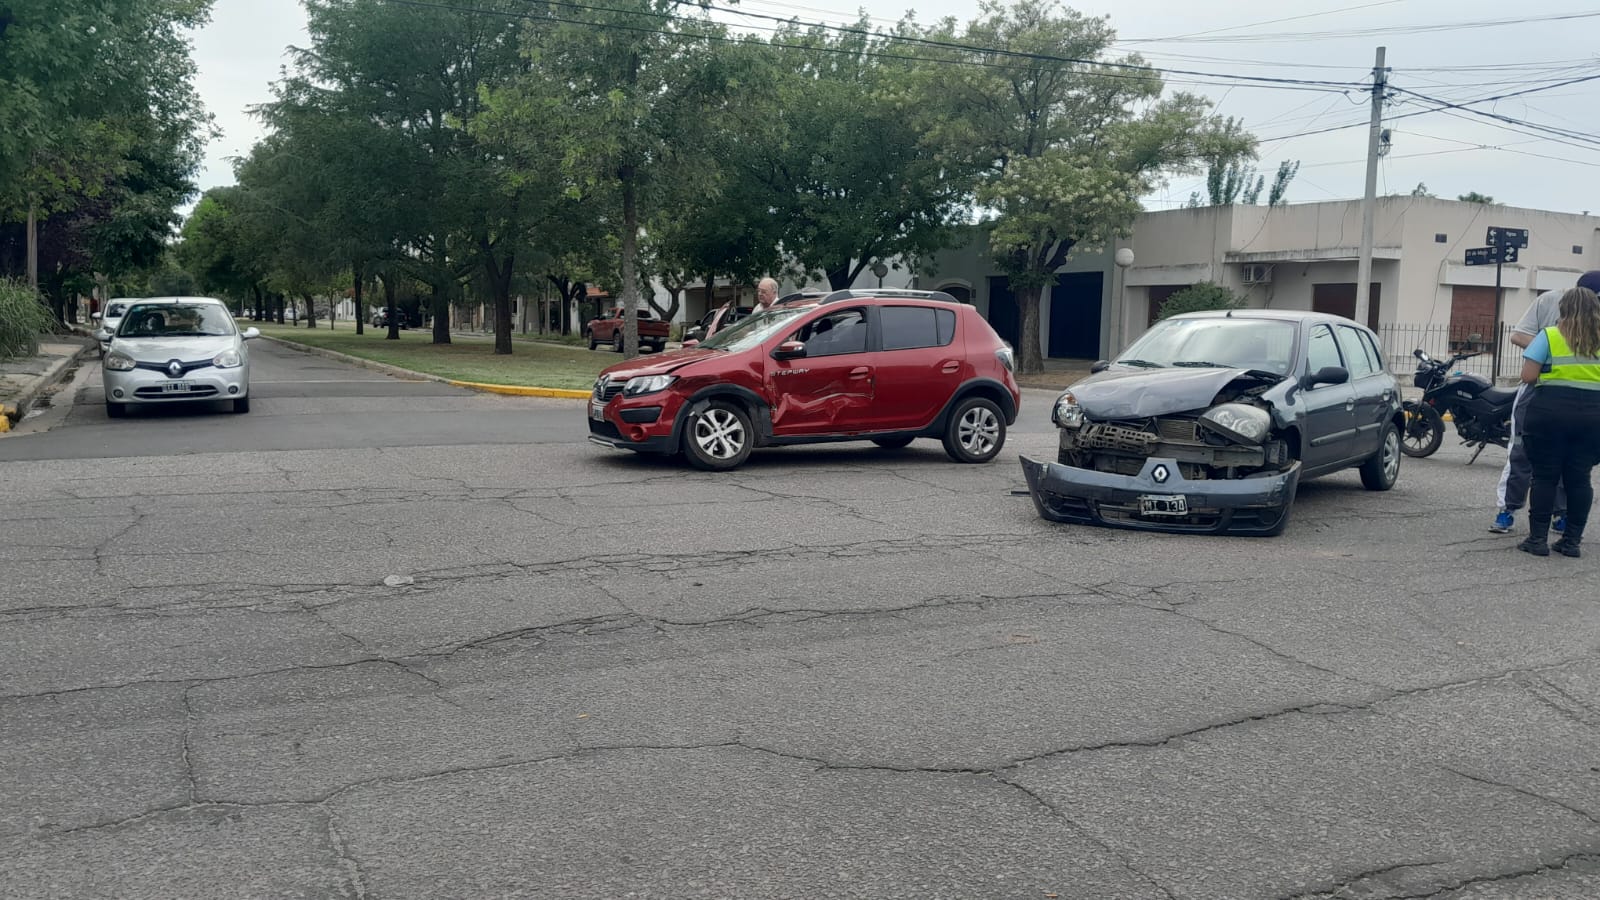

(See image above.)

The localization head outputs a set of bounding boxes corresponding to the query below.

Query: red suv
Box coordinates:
[587,289,1021,470]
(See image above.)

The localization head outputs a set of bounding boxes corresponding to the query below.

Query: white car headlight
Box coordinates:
[104,352,136,371]
[622,374,676,396]
[213,348,242,368]
[1053,391,1084,428]
[1199,403,1272,445]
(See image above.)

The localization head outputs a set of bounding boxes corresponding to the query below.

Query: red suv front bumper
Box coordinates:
[587,389,686,454]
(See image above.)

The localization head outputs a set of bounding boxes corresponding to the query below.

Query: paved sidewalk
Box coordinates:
[0,337,96,431]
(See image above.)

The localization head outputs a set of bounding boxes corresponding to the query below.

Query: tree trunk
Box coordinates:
[430,284,450,344]
[301,292,317,329]
[252,284,264,321]
[353,263,364,335]
[825,264,853,291]
[647,287,680,323]
[1019,283,1045,375]
[620,169,640,359]
[384,275,400,340]
[704,271,716,316]
[481,237,515,356]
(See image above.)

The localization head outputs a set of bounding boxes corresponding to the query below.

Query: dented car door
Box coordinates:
[767,307,877,435]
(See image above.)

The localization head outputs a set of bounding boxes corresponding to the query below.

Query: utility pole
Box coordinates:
[26,198,38,291]
[1354,46,1388,328]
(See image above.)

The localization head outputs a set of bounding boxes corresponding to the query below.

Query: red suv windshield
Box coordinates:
[698,306,810,352]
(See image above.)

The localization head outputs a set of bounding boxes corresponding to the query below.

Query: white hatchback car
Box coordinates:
[102,297,259,417]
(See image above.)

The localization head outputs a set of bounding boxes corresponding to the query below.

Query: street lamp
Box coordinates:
[1112,247,1135,357]
[871,260,888,288]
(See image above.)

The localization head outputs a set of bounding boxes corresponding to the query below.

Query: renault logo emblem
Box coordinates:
[1152,464,1170,484]
[166,360,184,379]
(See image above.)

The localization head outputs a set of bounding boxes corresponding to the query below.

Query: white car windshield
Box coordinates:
[699,306,810,352]
[118,304,237,338]
[105,303,128,318]
[1118,317,1298,376]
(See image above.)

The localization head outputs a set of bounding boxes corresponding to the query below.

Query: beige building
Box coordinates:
[1113,198,1600,368]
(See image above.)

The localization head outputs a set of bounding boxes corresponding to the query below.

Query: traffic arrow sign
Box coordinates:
[1486,226,1529,248]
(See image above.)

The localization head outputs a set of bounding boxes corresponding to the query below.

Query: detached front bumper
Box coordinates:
[1019,454,1300,536]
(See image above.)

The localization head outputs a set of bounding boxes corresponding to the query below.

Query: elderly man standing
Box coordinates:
[1488,269,1600,533]
[756,277,779,310]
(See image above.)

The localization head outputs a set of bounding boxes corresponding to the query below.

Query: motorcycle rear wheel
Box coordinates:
[1401,401,1444,458]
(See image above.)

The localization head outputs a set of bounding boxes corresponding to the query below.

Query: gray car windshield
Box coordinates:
[699,306,809,352]
[118,304,237,338]
[1118,317,1298,376]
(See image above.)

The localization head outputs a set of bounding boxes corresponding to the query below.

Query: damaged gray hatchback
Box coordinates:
[1021,310,1403,536]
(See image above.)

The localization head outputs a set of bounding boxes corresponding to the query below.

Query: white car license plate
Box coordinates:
[162,381,192,393]
[589,401,606,421]
[1139,494,1188,516]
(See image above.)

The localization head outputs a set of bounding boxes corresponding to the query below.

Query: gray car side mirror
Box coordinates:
[1305,365,1349,388]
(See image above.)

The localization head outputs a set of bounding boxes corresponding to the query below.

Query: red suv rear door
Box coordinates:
[871,303,964,429]
[767,306,877,435]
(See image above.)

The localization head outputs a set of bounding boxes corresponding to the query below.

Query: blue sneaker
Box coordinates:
[1489,510,1514,533]
[1554,516,1567,535]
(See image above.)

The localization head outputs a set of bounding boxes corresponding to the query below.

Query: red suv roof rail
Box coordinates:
[819,289,962,305]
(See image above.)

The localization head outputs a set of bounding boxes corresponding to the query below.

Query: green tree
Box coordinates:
[912,0,1252,373]
[490,0,732,358]
[1157,281,1242,319]
[1,0,212,319]
[272,0,533,345]
[1457,191,1495,204]
[731,22,976,290]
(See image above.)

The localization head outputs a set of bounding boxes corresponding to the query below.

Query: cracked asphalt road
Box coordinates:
[1,340,1598,899]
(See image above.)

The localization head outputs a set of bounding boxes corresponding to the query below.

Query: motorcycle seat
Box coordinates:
[1481,385,1520,407]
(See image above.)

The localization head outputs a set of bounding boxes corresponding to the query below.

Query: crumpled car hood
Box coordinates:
[1067,366,1280,419]
[597,347,722,382]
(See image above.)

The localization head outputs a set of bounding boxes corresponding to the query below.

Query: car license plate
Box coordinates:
[589,401,606,421]
[1139,494,1188,516]
[162,381,192,393]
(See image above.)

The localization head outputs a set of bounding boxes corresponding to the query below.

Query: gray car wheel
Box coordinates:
[1360,422,1401,491]
[941,397,1005,463]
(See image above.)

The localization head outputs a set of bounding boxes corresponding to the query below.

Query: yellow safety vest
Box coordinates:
[1539,327,1600,389]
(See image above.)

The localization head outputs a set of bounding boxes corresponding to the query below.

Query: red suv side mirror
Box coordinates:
[772,341,807,361]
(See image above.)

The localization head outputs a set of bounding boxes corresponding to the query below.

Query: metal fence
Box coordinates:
[1376,322,1520,382]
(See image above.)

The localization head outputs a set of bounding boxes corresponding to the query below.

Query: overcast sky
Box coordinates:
[187,0,1600,215]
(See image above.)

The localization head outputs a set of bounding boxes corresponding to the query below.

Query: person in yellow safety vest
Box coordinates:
[1517,286,1600,557]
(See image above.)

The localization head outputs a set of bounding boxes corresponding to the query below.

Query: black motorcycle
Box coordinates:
[1400,348,1518,463]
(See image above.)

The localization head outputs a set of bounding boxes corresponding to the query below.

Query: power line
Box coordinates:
[1116,9,1600,44]
[1391,82,1600,150]
[1258,70,1600,144]
[364,0,1362,92]
[687,0,1363,88]
[1126,0,1406,43]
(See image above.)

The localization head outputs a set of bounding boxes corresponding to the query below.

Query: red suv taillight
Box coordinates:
[995,344,1015,373]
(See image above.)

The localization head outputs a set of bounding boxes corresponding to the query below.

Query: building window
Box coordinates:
[1447,285,1497,352]
[1146,284,1191,326]
[1435,233,1447,243]
[1576,245,1585,255]
[1311,283,1382,330]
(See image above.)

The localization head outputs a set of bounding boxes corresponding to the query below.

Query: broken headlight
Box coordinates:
[1198,403,1271,445]
[1052,391,1084,428]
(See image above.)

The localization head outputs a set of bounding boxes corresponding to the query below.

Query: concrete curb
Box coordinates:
[445,381,591,399]
[0,339,95,431]
[259,335,590,400]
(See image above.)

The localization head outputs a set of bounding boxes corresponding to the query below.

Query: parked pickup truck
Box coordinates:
[586,306,670,353]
